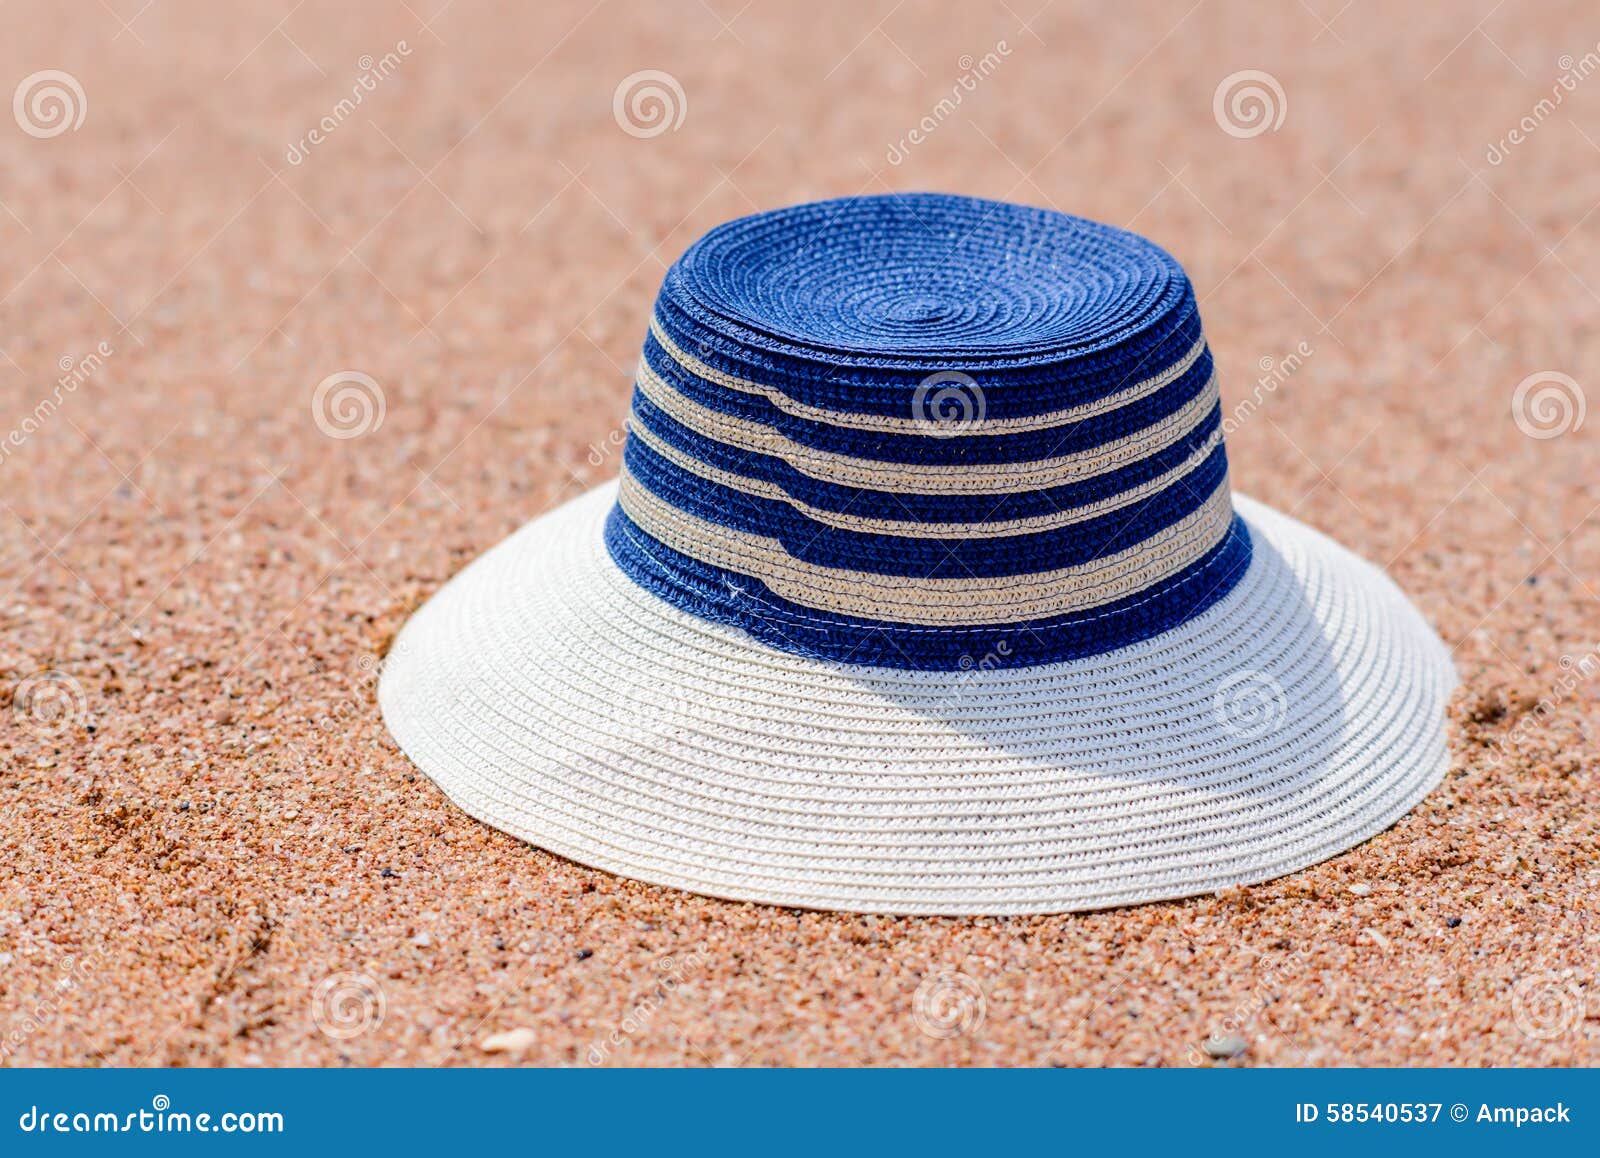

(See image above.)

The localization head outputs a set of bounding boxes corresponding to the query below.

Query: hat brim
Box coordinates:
[378,480,1455,915]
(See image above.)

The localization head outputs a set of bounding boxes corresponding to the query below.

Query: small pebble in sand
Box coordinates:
[1446,916,1462,927]
[480,1028,538,1055]
[412,932,433,948]
[1350,883,1372,896]
[1203,1035,1249,1059]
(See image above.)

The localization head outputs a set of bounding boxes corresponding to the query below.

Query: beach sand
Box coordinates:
[1,0,1596,1066]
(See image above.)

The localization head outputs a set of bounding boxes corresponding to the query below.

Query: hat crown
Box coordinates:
[606,194,1250,669]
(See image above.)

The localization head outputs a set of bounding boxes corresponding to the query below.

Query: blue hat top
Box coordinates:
[605,193,1250,670]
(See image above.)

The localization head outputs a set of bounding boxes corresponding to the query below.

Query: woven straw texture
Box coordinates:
[382,195,1458,914]
[610,195,1250,669]
[380,481,1456,915]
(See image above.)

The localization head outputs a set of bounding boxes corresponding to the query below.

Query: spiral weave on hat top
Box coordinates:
[605,194,1252,669]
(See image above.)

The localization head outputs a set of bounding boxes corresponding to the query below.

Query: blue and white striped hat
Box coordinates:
[381,194,1456,915]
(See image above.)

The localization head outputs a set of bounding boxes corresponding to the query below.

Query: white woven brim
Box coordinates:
[379,481,1456,916]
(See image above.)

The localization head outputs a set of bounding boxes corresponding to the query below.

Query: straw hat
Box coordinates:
[380,193,1455,915]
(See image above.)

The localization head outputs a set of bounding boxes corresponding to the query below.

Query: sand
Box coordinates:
[1,0,1596,1067]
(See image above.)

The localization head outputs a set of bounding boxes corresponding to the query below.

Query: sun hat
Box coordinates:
[379,192,1456,916]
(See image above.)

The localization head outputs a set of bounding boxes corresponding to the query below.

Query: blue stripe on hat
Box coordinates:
[620,432,1233,579]
[638,332,1218,466]
[627,390,1229,526]
[602,193,1254,670]
[605,504,1253,669]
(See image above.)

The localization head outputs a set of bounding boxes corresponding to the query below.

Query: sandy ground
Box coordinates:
[1,0,1597,1067]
